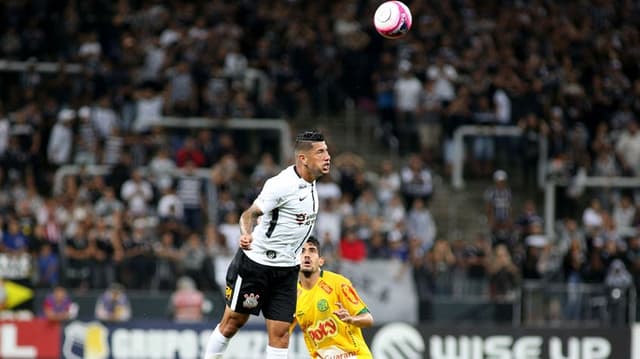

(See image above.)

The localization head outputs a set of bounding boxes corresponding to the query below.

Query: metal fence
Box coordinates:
[521,281,637,327]
[414,276,638,327]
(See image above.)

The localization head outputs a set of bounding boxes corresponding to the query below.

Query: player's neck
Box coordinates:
[294,164,315,183]
[299,271,321,290]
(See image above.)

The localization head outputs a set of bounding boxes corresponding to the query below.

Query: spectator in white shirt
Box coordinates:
[91,95,119,139]
[75,106,98,165]
[47,109,74,166]
[78,32,102,62]
[615,119,640,176]
[158,185,184,221]
[400,154,433,208]
[314,198,342,248]
[120,169,153,217]
[149,148,177,190]
[219,210,241,250]
[133,86,163,133]
[141,36,166,82]
[382,193,406,231]
[375,159,401,207]
[0,103,10,157]
[407,198,437,251]
[427,56,457,102]
[94,187,125,218]
[316,173,342,202]
[394,61,423,153]
[613,195,636,238]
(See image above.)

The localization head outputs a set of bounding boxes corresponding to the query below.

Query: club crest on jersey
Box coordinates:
[243,293,260,309]
[225,286,232,300]
[317,299,330,312]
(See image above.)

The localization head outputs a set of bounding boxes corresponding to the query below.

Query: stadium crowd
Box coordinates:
[0,0,639,324]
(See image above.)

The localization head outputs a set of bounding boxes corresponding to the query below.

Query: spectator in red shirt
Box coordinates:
[169,276,206,322]
[175,137,205,168]
[42,286,78,322]
[339,227,367,262]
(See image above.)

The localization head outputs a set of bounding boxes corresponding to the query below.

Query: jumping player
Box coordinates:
[203,130,331,359]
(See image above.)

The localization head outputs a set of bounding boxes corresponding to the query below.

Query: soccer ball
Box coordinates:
[373,1,412,39]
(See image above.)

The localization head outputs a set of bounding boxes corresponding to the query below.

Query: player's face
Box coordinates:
[300,242,324,274]
[304,141,331,179]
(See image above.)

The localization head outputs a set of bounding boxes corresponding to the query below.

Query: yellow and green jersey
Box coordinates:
[295,270,372,359]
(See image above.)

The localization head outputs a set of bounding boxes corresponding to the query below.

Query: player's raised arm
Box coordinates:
[238,203,263,250]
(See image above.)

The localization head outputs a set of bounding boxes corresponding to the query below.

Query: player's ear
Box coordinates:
[318,256,325,267]
[298,152,307,164]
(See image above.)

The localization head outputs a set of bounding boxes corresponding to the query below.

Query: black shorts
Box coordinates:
[224,249,299,322]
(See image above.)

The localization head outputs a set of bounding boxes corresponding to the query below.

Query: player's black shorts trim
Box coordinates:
[224,249,299,322]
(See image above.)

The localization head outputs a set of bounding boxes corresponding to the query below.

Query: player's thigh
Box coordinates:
[262,266,298,322]
[225,250,268,315]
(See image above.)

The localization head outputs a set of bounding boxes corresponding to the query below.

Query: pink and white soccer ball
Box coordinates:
[373,1,413,39]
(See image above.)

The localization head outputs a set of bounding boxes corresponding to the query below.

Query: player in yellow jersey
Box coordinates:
[292,236,373,359]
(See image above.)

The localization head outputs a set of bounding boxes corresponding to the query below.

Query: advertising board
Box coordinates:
[0,319,61,359]
[366,322,631,359]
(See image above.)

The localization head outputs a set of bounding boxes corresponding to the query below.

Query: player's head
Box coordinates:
[295,130,324,150]
[300,236,324,277]
[294,130,330,180]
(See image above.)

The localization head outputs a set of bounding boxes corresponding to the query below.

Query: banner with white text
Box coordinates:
[61,320,311,359]
[0,319,61,359]
[5,319,634,359]
[365,322,632,359]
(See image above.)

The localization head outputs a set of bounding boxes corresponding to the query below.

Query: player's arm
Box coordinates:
[350,310,374,328]
[238,203,264,250]
[333,276,374,328]
[239,203,263,235]
[333,302,374,328]
[288,316,298,334]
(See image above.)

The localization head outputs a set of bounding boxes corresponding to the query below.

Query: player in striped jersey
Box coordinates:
[203,130,331,359]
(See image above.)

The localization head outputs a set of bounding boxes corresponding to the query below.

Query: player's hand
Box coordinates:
[239,233,253,250]
[333,302,352,324]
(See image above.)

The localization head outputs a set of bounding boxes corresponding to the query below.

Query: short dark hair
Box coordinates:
[306,235,321,253]
[295,130,324,153]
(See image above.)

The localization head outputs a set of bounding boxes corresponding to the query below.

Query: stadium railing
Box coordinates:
[0,59,83,73]
[522,280,637,327]
[451,125,548,189]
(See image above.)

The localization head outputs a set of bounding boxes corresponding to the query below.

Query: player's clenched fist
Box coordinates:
[239,233,253,250]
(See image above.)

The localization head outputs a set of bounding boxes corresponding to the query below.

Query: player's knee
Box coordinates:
[268,329,290,348]
[218,322,242,338]
[219,313,249,337]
